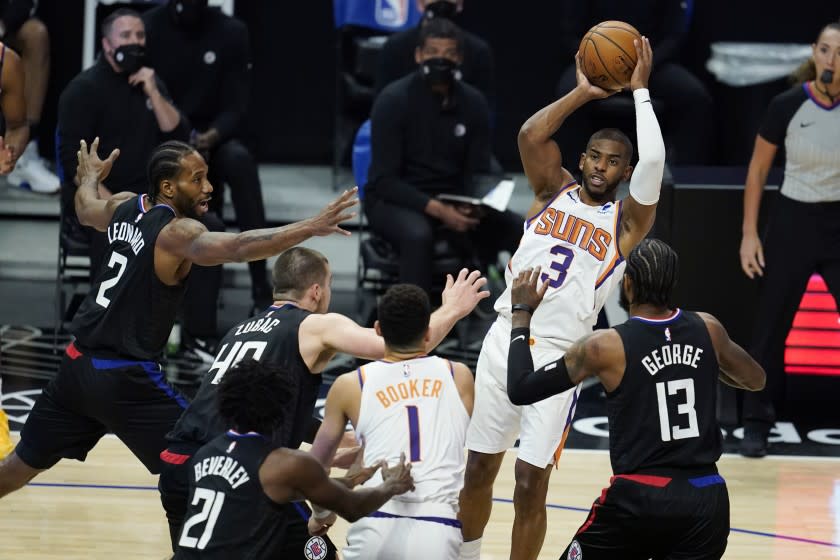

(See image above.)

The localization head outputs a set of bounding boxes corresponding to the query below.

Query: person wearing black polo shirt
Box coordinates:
[738,21,840,458]
[365,18,520,294]
[57,8,224,355]
[143,0,273,311]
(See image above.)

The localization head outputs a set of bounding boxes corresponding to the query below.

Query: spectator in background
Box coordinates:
[365,18,520,295]
[1,0,59,194]
[375,0,495,110]
[58,8,224,357]
[738,21,840,458]
[143,0,273,312]
[554,0,713,165]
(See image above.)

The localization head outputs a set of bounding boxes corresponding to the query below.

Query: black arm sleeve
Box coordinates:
[507,327,575,405]
[365,86,431,212]
[211,20,250,142]
[2,0,34,37]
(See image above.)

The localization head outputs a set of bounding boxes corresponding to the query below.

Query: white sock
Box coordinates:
[459,538,482,560]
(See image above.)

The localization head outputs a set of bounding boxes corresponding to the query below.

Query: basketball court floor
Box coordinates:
[1,168,839,558]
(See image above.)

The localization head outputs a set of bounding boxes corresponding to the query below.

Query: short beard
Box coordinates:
[581,177,620,204]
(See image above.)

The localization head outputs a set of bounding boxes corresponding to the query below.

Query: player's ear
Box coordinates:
[578,152,586,171]
[373,320,383,337]
[622,163,634,181]
[423,327,431,344]
[414,46,423,65]
[160,179,174,198]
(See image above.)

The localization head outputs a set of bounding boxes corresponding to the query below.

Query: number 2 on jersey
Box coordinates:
[405,405,421,462]
[540,245,575,289]
[655,378,700,442]
[95,252,128,308]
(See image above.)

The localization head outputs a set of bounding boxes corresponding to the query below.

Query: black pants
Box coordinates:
[16,343,188,473]
[88,211,224,340]
[563,470,729,560]
[743,195,840,426]
[365,199,522,293]
[207,139,270,301]
[555,62,714,165]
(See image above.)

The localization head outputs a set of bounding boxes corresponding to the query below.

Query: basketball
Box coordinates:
[578,21,641,91]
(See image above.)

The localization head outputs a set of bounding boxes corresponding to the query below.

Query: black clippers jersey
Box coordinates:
[71,196,185,360]
[609,310,722,474]
[168,304,319,450]
[174,432,287,559]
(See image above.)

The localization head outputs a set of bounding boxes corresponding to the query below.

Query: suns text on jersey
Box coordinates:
[533,208,611,261]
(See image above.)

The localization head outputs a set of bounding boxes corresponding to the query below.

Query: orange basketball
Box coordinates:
[578,20,641,91]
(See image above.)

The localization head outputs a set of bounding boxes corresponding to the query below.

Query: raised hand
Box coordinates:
[629,36,653,91]
[76,137,120,186]
[380,452,415,495]
[575,51,617,100]
[511,267,548,311]
[308,187,359,237]
[441,268,490,319]
[127,67,159,98]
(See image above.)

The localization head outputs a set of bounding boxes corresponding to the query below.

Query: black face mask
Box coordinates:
[820,69,834,84]
[169,0,209,29]
[113,44,146,74]
[421,57,461,88]
[424,1,457,21]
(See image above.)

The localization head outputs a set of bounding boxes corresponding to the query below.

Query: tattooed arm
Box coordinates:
[156,188,358,267]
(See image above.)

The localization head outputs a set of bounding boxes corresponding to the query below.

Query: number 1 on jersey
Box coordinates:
[405,405,421,462]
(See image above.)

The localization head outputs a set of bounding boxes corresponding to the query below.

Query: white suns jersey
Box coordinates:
[495,182,626,348]
[354,356,470,515]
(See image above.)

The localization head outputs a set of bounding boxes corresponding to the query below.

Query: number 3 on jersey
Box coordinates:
[95,252,128,308]
[541,245,575,289]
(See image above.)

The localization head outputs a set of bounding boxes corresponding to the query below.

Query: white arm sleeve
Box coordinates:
[628,88,666,205]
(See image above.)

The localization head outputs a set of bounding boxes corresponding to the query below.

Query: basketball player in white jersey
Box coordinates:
[458,37,665,560]
[309,284,473,559]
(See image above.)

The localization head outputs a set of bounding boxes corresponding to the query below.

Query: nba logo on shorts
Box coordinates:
[567,540,583,560]
[375,0,409,28]
[304,536,328,560]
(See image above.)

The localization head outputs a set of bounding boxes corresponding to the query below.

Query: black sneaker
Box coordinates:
[740,424,770,458]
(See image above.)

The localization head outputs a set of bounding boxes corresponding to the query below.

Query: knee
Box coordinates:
[513,463,550,507]
[16,18,50,51]
[463,453,497,491]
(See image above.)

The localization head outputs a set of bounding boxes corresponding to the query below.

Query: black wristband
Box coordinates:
[512,303,534,315]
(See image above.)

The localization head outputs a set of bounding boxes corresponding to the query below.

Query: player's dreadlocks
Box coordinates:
[625,238,679,308]
[217,359,293,435]
[147,140,196,203]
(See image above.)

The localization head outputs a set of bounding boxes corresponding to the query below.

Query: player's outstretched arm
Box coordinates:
[310,374,355,468]
[698,312,766,391]
[301,270,488,367]
[260,449,414,523]
[158,188,358,266]
[518,52,612,201]
[618,37,666,257]
[74,138,132,232]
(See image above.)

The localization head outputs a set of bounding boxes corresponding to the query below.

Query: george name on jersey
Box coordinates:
[642,344,703,376]
[533,208,612,261]
[194,455,251,489]
[107,221,145,254]
[376,378,443,408]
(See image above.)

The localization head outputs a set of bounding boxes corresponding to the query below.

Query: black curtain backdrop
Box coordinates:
[35,1,839,167]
